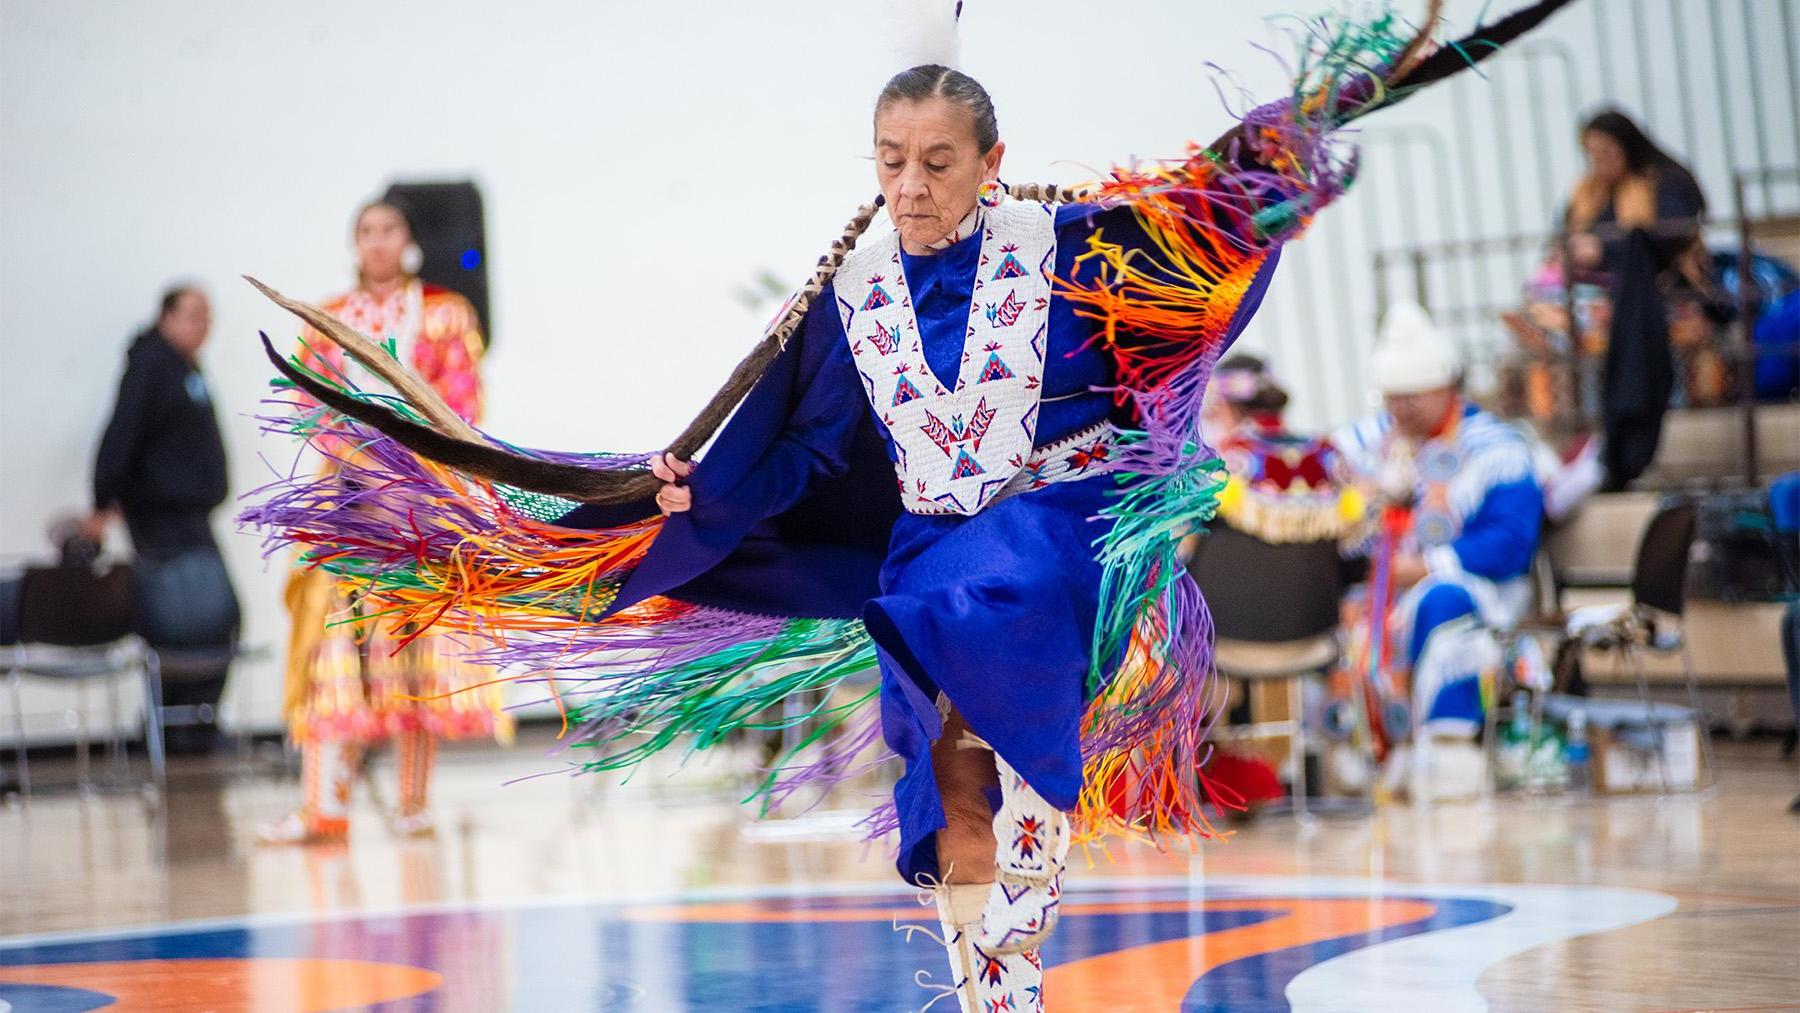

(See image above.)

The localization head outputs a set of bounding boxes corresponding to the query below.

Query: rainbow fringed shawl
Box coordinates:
[243,4,1564,850]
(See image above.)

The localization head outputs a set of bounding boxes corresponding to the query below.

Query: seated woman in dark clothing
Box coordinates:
[1502,110,1729,487]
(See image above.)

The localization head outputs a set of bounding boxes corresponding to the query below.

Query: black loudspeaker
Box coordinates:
[382,180,492,347]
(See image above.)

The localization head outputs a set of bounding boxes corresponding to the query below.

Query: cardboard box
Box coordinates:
[1592,720,1705,793]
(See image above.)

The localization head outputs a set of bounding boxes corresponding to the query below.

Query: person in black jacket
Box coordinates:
[86,285,239,754]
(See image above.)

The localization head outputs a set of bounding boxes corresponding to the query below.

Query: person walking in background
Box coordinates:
[87,285,240,755]
[258,199,506,846]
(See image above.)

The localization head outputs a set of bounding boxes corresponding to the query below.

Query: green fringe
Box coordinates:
[496,486,582,523]
[565,616,878,811]
[1087,450,1226,695]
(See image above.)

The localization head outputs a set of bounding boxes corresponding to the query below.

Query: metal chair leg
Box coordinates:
[1626,641,1670,794]
[1287,673,1309,820]
[75,677,91,791]
[1527,677,1548,793]
[8,668,28,797]
[107,670,126,783]
[142,648,166,791]
[778,690,807,784]
[1480,663,1502,798]
[232,649,254,767]
[1679,641,1716,790]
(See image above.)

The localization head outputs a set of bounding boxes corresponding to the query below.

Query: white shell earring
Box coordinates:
[402,242,424,275]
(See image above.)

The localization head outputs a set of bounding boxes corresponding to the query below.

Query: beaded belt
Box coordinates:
[904,423,1118,516]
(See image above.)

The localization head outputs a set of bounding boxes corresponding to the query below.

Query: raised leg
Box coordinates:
[932,707,998,885]
[930,703,1070,958]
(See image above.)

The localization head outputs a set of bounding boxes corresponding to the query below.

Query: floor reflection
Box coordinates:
[0,878,1688,1011]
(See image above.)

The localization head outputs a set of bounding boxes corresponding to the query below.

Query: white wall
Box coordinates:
[2,0,1788,739]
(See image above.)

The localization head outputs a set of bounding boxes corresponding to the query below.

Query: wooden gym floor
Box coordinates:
[2,729,1797,1011]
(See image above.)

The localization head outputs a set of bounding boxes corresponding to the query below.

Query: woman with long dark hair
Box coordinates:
[1566,109,1709,276]
[1505,108,1728,486]
[1574,109,1730,485]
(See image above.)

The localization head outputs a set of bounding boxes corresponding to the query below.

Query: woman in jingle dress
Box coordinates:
[259,200,504,845]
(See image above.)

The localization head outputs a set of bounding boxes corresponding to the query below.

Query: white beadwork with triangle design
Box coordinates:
[835,199,1058,516]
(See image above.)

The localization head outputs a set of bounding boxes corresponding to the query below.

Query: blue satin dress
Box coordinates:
[596,205,1208,884]
[728,207,1130,882]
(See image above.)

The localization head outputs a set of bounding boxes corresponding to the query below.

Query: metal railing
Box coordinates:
[1247,0,1800,433]
[1369,167,1800,485]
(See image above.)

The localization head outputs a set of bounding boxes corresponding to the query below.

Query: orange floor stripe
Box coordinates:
[0,957,443,1011]
[1046,898,1437,1009]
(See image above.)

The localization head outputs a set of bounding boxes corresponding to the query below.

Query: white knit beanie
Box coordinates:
[1371,302,1461,395]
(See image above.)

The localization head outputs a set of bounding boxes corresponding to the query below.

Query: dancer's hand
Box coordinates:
[651,452,693,514]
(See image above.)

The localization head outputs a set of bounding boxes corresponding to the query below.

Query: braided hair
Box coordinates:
[662,196,886,462]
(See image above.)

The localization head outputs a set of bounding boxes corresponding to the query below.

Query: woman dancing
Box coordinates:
[244,3,1569,1006]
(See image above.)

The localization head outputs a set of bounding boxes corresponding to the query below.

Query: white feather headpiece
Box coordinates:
[877,0,965,70]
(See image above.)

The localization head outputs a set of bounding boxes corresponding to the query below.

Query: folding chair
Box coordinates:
[1190,525,1347,818]
[1564,502,1710,791]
